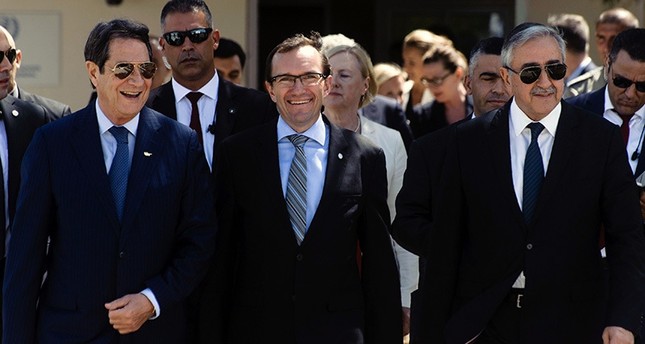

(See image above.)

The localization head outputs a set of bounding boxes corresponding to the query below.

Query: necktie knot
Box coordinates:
[527,122,544,142]
[186,92,203,106]
[288,134,309,148]
[109,126,129,144]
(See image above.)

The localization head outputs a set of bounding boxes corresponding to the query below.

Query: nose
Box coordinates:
[624,83,638,98]
[535,67,553,87]
[491,78,506,95]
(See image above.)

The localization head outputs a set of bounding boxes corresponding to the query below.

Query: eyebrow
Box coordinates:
[519,60,561,69]
[479,72,500,78]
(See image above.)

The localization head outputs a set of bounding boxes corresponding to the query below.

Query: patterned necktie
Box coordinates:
[619,114,634,146]
[186,92,203,145]
[286,134,309,245]
[108,126,130,222]
[523,122,545,224]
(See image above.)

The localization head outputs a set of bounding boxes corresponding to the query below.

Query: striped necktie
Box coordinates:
[522,122,545,223]
[286,134,309,245]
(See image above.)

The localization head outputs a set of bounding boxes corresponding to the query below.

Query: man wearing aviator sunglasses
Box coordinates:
[148,0,277,174]
[421,23,645,344]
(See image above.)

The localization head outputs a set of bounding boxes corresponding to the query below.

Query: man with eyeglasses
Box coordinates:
[417,23,645,344]
[203,32,401,344]
[0,24,52,340]
[3,19,216,343]
[147,0,277,173]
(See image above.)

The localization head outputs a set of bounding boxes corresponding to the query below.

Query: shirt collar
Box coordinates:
[171,71,220,104]
[95,99,140,136]
[277,114,326,146]
[604,86,645,119]
[510,97,561,137]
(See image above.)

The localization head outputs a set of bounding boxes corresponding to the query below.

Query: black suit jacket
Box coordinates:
[567,86,645,177]
[206,116,402,344]
[408,99,473,139]
[361,95,414,151]
[421,100,645,343]
[3,104,216,343]
[146,78,278,170]
[17,87,71,120]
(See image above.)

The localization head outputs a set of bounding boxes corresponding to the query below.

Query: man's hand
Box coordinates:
[402,306,411,336]
[602,326,634,344]
[639,190,645,220]
[105,293,155,334]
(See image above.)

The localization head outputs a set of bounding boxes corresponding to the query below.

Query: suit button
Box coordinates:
[296,253,304,261]
[119,251,125,258]
[526,244,533,250]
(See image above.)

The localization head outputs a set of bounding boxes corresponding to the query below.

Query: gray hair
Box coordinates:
[501,24,566,68]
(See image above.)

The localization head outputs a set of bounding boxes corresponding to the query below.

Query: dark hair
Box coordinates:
[548,14,589,54]
[468,37,503,77]
[597,7,639,29]
[161,0,213,30]
[423,44,467,75]
[608,28,645,64]
[214,37,246,68]
[264,31,331,82]
[84,19,152,72]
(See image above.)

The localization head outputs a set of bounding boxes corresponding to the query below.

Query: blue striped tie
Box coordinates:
[523,122,545,223]
[109,126,130,222]
[286,134,309,245]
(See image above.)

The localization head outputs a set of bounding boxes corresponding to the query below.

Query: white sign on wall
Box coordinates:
[0,12,61,87]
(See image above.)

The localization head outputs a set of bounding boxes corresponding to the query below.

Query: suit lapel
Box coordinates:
[214,79,237,151]
[121,108,163,230]
[533,102,578,221]
[70,104,121,232]
[152,83,178,120]
[485,104,525,226]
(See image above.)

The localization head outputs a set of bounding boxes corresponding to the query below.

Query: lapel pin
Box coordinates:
[144,152,152,157]
[338,153,343,160]
[11,110,19,117]
[228,108,236,114]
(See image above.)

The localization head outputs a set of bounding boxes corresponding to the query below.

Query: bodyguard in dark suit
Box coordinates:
[3,19,216,343]
[420,24,645,344]
[206,32,401,344]
[147,0,277,173]
[0,25,71,119]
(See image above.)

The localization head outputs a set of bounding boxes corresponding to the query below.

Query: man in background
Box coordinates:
[213,37,245,85]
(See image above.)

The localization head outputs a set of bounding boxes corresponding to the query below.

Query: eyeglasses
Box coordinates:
[612,74,645,93]
[0,48,17,64]
[504,63,567,84]
[163,28,213,46]
[108,62,157,80]
[420,72,453,87]
[269,72,326,88]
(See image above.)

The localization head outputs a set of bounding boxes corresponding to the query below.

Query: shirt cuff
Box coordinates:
[140,288,160,319]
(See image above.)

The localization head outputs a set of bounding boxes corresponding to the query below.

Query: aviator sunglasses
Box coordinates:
[0,48,17,64]
[109,62,157,80]
[504,63,567,84]
[612,74,645,93]
[163,28,213,46]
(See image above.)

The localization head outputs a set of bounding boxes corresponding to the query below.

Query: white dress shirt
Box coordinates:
[602,87,645,174]
[171,72,219,170]
[96,101,160,319]
[277,115,328,232]
[508,99,561,288]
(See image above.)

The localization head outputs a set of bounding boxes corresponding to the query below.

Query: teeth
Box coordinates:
[289,100,310,105]
[121,91,140,96]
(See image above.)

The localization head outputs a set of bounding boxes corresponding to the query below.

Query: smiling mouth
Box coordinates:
[121,91,142,98]
[288,99,311,105]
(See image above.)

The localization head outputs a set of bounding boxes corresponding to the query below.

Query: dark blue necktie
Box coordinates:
[522,122,545,223]
[108,126,130,222]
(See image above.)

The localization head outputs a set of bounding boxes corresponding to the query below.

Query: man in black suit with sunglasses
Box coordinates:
[147,0,277,174]
[418,23,645,344]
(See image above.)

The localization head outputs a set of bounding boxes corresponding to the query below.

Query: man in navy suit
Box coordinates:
[205,32,401,344]
[420,24,645,344]
[3,19,216,343]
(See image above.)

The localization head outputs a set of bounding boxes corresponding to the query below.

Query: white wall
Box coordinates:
[3,0,248,111]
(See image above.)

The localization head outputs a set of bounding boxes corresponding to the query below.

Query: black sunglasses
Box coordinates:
[612,74,645,93]
[0,48,17,64]
[504,63,567,84]
[163,28,213,46]
[108,62,157,80]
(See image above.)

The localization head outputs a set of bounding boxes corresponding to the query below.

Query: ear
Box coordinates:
[159,36,166,51]
[14,49,22,68]
[499,66,511,88]
[212,29,221,51]
[322,75,332,97]
[455,66,464,80]
[464,74,473,95]
[265,81,277,102]
[363,76,370,94]
[86,61,100,89]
